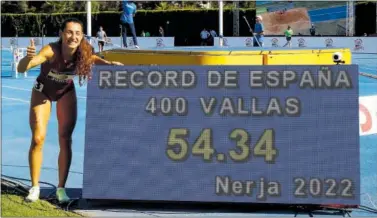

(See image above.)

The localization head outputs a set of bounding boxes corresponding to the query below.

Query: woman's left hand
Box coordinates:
[111,61,124,66]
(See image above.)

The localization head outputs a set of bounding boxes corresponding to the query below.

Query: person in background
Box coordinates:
[283,26,293,47]
[210,29,217,38]
[159,26,164,37]
[251,15,264,47]
[208,29,217,45]
[310,24,316,36]
[200,28,210,46]
[120,0,139,49]
[96,26,107,52]
[141,30,151,37]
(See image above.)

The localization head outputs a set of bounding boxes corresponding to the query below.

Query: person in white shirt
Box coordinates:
[96,26,107,52]
[200,28,210,46]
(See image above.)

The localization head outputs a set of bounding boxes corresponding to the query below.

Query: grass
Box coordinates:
[1,193,83,217]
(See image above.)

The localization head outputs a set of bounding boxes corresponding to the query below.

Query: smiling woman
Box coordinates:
[15,17,123,204]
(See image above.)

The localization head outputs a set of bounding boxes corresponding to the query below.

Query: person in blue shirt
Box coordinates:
[120,0,139,48]
[251,15,264,47]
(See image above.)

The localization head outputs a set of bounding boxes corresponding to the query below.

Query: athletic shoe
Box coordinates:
[25,186,40,202]
[56,188,70,203]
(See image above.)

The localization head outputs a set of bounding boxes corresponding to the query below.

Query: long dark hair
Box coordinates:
[58,18,93,86]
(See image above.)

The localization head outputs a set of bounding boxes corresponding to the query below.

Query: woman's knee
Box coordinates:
[58,130,73,151]
[31,134,46,150]
[58,128,73,139]
[58,116,76,138]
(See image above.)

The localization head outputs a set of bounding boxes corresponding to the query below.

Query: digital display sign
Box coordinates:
[83,65,360,205]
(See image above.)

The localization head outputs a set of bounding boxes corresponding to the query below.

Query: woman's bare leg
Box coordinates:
[56,88,77,188]
[29,89,51,187]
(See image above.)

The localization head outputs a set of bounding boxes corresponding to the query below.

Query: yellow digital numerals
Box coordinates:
[166,128,277,163]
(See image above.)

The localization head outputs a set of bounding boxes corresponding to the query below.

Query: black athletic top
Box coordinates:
[34,42,76,101]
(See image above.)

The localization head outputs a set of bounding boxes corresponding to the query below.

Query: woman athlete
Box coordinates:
[17,18,123,203]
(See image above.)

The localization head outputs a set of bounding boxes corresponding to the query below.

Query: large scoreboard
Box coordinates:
[83,65,360,205]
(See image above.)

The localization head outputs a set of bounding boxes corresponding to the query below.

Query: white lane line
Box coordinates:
[2,85,87,99]
[2,85,30,91]
[2,96,29,104]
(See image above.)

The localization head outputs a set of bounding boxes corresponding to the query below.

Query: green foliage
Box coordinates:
[1,7,256,37]
[1,7,255,17]
[1,0,258,14]
[98,1,120,11]
[1,1,28,13]
[155,2,170,10]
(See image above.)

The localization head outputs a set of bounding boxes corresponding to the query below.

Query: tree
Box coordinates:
[1,1,28,13]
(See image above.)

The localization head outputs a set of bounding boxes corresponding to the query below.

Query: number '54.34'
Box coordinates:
[166,128,278,163]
